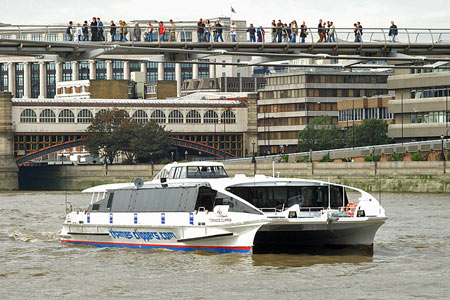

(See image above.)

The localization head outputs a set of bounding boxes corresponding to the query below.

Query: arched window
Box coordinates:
[132,110,148,124]
[77,109,93,123]
[58,109,75,123]
[39,109,56,123]
[204,110,218,123]
[186,110,201,123]
[150,110,166,123]
[168,110,184,123]
[20,109,37,123]
[95,109,108,117]
[221,110,236,124]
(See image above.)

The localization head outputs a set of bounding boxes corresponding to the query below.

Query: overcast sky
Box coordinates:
[2,0,449,29]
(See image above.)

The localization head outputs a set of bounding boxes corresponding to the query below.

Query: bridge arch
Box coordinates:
[16,137,237,165]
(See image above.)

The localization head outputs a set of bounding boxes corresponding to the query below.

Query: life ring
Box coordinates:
[346,202,358,216]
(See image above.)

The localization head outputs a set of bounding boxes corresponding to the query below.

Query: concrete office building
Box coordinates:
[337,95,395,129]
[387,71,450,141]
[257,70,390,154]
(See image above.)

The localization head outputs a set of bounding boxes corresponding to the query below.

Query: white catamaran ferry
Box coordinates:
[61,161,386,253]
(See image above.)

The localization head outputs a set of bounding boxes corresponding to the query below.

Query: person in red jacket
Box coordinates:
[159,21,166,41]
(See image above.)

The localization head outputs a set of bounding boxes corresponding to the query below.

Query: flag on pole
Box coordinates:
[231,6,236,13]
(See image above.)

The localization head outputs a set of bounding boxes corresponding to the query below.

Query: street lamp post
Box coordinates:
[185,150,188,161]
[198,151,202,161]
[441,135,446,161]
[171,151,174,162]
[251,141,256,164]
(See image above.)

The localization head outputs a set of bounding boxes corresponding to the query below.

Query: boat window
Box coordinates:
[106,193,114,209]
[228,186,347,209]
[168,167,176,179]
[186,166,229,178]
[87,186,199,212]
[215,192,263,215]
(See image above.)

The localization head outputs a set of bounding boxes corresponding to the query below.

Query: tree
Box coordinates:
[85,109,129,163]
[348,119,390,147]
[85,109,172,163]
[298,116,345,151]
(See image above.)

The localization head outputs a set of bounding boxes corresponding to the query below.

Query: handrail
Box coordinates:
[2,25,450,44]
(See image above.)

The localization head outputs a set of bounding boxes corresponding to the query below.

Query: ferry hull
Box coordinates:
[60,222,263,254]
[254,218,385,250]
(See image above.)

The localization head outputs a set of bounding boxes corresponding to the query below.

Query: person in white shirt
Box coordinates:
[230,21,237,42]
[75,23,83,42]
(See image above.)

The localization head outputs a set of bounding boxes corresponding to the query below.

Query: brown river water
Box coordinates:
[0,192,449,299]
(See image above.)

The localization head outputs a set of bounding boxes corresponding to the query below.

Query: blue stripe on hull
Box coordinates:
[61,240,252,254]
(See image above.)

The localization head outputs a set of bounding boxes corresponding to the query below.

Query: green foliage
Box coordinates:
[411,152,424,161]
[297,155,309,163]
[347,119,390,148]
[160,158,172,165]
[298,116,345,151]
[320,154,333,162]
[364,154,381,162]
[389,153,405,161]
[85,109,172,164]
[280,154,289,162]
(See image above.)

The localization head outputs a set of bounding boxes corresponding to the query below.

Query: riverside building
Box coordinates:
[387,70,450,142]
[257,70,390,154]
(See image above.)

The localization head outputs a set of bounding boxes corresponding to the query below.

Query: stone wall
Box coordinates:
[18,161,450,193]
[0,92,18,190]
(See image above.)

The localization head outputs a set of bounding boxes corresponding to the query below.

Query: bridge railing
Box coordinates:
[2,25,450,47]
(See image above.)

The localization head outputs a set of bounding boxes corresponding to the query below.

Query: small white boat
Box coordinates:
[60,180,267,254]
[151,162,387,250]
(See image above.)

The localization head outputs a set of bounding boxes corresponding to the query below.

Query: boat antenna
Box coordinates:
[378,175,382,204]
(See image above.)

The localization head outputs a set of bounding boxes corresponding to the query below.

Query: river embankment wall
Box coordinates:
[18,161,450,193]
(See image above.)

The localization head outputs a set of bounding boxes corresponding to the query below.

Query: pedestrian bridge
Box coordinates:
[15,137,237,166]
[1,26,450,67]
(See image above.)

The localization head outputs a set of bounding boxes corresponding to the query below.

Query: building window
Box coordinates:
[204,110,218,123]
[186,110,201,123]
[221,110,236,124]
[58,109,75,123]
[39,109,56,123]
[132,110,148,124]
[31,34,42,41]
[147,72,157,83]
[62,62,72,81]
[150,110,166,123]
[20,109,37,123]
[48,34,58,41]
[77,109,93,123]
[17,34,27,40]
[180,32,192,42]
[168,110,184,123]
[79,61,89,80]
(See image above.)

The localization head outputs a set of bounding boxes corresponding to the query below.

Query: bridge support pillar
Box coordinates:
[0,92,19,190]
[175,63,181,97]
[157,62,164,81]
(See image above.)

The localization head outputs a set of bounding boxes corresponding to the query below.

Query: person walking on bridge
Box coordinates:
[247,23,256,42]
[317,19,324,42]
[300,21,308,43]
[110,20,117,42]
[389,21,398,43]
[197,18,205,42]
[66,21,73,41]
[134,22,142,42]
[82,21,89,41]
[276,20,283,42]
[90,17,98,41]
[230,21,237,42]
[271,20,277,43]
[159,21,166,41]
[215,21,224,42]
[169,19,176,42]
